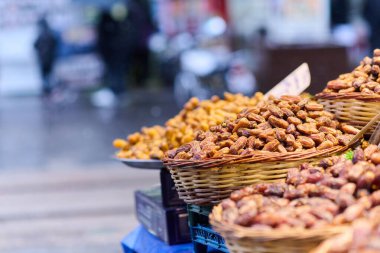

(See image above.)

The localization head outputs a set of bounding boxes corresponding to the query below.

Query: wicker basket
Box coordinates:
[165,146,345,205]
[317,92,380,134]
[210,205,348,253]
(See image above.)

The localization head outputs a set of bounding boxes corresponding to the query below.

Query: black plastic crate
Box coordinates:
[187,204,228,253]
[160,168,185,207]
[135,187,191,245]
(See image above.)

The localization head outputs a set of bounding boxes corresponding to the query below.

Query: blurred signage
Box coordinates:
[265,63,310,98]
[0,0,97,95]
[267,0,330,44]
[0,0,70,28]
[154,0,228,36]
[228,0,330,44]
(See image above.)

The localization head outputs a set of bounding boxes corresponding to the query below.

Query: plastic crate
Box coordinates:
[187,205,228,253]
[135,187,191,245]
[160,168,185,207]
[121,225,193,253]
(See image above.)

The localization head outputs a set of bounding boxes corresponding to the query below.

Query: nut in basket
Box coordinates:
[164,95,360,205]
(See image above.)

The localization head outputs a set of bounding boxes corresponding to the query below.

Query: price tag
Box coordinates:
[265,63,311,98]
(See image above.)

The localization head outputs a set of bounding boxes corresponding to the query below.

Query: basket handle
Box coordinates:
[347,112,380,147]
[369,119,380,146]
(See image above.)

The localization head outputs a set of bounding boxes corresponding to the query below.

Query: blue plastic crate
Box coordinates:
[121,225,193,253]
[191,224,228,252]
[187,204,228,253]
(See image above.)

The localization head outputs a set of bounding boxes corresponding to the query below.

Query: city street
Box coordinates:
[0,89,178,252]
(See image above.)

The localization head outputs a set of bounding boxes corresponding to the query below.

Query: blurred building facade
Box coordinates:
[0,0,374,97]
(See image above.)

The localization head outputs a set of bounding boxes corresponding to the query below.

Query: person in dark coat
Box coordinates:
[96,3,154,97]
[363,0,380,51]
[34,18,58,96]
[127,0,156,87]
[97,9,129,95]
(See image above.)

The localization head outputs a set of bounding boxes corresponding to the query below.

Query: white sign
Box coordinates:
[265,63,311,98]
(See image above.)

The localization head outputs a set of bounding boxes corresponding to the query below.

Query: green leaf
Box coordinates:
[344,150,354,160]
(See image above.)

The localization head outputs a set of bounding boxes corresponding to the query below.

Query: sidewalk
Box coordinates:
[0,166,158,253]
[0,89,178,171]
[0,89,178,252]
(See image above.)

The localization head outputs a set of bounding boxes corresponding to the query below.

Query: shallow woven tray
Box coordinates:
[165,146,346,205]
[317,92,380,134]
[210,204,348,253]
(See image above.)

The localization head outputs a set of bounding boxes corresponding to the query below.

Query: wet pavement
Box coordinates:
[0,88,180,253]
[0,88,179,171]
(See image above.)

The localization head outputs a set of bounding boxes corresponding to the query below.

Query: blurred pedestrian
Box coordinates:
[96,8,129,96]
[127,0,156,87]
[34,17,58,97]
[364,0,380,51]
[330,0,350,28]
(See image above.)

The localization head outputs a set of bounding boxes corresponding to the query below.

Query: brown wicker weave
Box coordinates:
[210,205,348,253]
[165,146,346,205]
[317,92,380,134]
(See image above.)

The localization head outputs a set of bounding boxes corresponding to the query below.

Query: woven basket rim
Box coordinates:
[164,146,347,169]
[210,205,348,240]
[316,92,380,101]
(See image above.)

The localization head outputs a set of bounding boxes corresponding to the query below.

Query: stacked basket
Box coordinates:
[114,50,380,253]
[164,95,359,206]
[166,147,345,205]
[210,204,347,253]
[317,93,380,134]
[316,49,380,134]
[209,143,380,253]
[163,91,379,253]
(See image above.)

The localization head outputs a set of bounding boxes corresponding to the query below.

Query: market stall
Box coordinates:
[114,49,380,253]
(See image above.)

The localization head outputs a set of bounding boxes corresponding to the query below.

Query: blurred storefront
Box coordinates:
[0,0,371,96]
[228,0,330,44]
[153,0,227,36]
[0,0,101,96]
[149,0,352,96]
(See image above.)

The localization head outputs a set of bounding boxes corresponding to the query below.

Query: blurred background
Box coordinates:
[0,0,379,252]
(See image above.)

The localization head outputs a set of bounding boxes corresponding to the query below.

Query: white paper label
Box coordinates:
[265,63,311,98]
